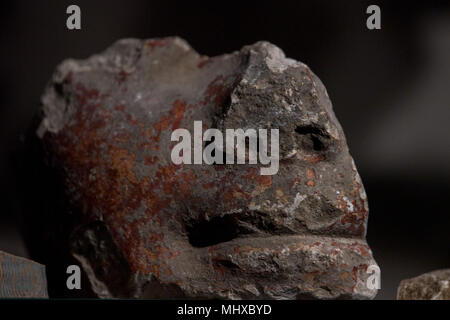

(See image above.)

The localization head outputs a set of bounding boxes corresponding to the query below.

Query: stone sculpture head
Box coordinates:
[37,37,378,299]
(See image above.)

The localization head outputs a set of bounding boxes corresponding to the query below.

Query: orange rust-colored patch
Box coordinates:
[309,154,325,164]
[146,39,167,49]
[242,168,272,187]
[197,58,212,69]
[115,104,125,112]
[144,156,158,165]
[305,271,320,282]
[200,75,239,108]
[168,251,180,260]
[306,168,316,179]
[108,148,139,184]
[291,177,301,188]
[202,181,215,190]
[49,83,197,275]
[201,75,225,106]
[154,99,188,132]
[336,193,367,235]
[347,242,370,257]
[140,99,194,154]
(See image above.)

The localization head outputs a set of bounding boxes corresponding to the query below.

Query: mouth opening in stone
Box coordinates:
[186,214,239,247]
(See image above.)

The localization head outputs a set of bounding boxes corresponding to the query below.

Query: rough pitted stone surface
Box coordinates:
[397,269,450,300]
[36,37,378,299]
[0,251,48,298]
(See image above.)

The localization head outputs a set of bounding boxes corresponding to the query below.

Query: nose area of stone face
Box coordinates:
[217,42,342,163]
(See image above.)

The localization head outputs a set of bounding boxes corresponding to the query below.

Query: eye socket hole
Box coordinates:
[295,125,328,152]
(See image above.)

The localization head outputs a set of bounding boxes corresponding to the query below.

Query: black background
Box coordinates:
[0,0,449,299]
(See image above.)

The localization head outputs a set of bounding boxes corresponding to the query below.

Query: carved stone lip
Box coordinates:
[200,234,373,255]
[163,235,378,300]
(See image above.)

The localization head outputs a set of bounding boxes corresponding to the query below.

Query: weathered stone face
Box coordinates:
[37,37,378,299]
[397,269,450,300]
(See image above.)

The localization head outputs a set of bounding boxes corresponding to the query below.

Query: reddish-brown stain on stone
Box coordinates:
[146,39,167,49]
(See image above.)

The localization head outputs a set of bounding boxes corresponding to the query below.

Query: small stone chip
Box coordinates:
[0,251,48,298]
[397,269,450,300]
